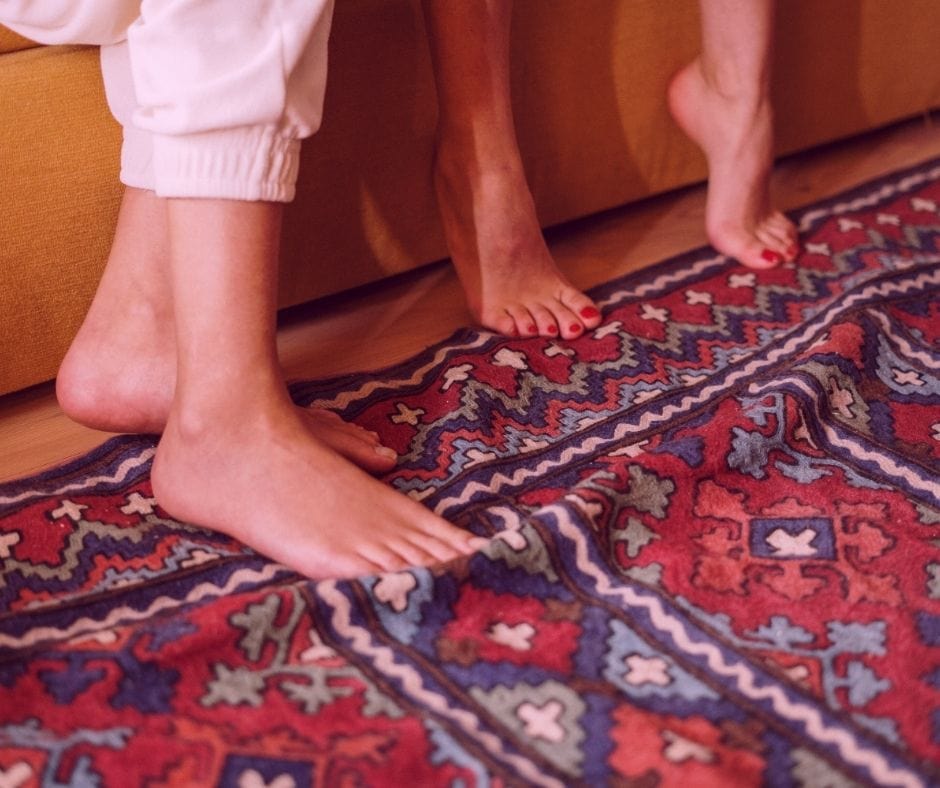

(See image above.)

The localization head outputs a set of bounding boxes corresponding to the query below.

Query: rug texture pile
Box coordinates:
[1,161,938,787]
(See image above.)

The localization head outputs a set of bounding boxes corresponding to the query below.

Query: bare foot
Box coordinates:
[56,297,397,474]
[433,146,602,340]
[152,393,479,578]
[668,58,798,270]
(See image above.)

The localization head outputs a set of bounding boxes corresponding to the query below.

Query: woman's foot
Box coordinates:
[152,392,479,579]
[668,58,798,270]
[433,144,602,340]
[56,300,397,474]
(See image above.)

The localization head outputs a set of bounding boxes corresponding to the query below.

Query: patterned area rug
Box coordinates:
[1,160,939,788]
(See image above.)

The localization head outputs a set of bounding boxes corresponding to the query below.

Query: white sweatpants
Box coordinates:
[1,0,334,202]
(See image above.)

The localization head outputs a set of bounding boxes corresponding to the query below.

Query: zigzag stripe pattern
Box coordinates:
[0,447,155,508]
[0,563,286,650]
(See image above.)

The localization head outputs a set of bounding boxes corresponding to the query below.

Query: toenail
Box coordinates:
[580,306,600,319]
[569,323,582,334]
[547,324,558,335]
[375,446,397,460]
[526,324,537,335]
[760,249,782,264]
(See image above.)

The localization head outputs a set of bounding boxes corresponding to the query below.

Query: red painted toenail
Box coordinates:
[526,324,537,335]
[570,323,582,334]
[761,249,782,264]
[580,307,600,319]
[547,324,558,335]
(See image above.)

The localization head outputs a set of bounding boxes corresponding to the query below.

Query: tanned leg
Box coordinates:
[422,0,602,340]
[667,0,798,269]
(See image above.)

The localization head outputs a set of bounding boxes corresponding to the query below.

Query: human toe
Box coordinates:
[551,301,586,340]
[766,213,799,257]
[734,239,781,270]
[750,248,784,269]
[526,303,561,337]
[755,225,793,261]
[710,226,779,270]
[403,531,471,564]
[499,304,537,337]
[767,211,796,236]
[411,513,481,557]
[364,540,440,572]
[488,311,520,337]
[560,289,602,330]
[302,409,397,473]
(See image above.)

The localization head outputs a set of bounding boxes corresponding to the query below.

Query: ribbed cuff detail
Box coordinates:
[151,126,301,203]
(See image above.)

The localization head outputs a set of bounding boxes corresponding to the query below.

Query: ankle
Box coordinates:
[694,57,769,109]
[168,382,293,443]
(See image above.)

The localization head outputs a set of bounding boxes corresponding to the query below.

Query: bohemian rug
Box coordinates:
[1,160,939,788]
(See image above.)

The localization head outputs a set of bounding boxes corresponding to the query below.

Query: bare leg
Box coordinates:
[56,187,397,473]
[150,198,479,578]
[668,0,798,269]
[423,0,602,340]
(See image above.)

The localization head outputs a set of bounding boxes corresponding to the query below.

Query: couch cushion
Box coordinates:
[0,44,122,395]
[0,25,38,55]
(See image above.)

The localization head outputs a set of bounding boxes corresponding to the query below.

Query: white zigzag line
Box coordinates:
[0,447,156,507]
[435,426,634,515]
[798,164,940,232]
[598,254,728,308]
[310,333,493,410]
[436,269,940,511]
[550,505,925,788]
[0,563,284,650]
[866,308,940,370]
[748,377,940,499]
[318,579,565,788]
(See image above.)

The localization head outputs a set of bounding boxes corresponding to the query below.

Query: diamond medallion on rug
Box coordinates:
[1,159,939,787]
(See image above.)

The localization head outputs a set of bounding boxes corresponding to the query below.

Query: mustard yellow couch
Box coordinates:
[3,0,939,396]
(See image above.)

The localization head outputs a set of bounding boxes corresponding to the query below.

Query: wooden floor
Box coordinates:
[2,115,939,484]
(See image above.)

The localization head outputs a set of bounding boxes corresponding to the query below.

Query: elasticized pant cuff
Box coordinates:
[150,126,301,203]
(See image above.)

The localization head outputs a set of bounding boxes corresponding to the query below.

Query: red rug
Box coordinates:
[1,160,938,787]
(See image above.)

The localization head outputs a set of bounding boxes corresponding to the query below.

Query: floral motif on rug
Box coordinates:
[1,160,939,787]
